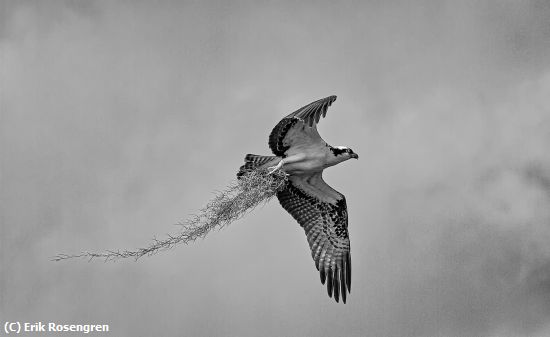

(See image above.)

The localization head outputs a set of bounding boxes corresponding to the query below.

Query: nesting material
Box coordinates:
[53,169,288,262]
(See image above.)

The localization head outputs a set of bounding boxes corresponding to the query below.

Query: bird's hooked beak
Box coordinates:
[351,153,359,159]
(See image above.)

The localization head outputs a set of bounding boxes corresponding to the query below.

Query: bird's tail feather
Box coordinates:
[237,154,280,178]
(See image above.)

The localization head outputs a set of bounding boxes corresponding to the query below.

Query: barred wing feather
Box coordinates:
[276,174,351,303]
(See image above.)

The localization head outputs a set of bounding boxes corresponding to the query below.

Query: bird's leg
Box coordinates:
[267,159,284,175]
[267,154,306,175]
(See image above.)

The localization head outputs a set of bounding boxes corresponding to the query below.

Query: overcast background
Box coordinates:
[2,1,550,336]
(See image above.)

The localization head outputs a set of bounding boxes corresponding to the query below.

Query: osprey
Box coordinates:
[237,95,358,303]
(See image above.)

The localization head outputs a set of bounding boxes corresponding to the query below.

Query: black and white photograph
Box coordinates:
[2,1,550,336]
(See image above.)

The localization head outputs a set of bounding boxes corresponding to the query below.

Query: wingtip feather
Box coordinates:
[333,268,340,303]
[327,267,333,297]
[347,253,352,291]
[340,263,347,304]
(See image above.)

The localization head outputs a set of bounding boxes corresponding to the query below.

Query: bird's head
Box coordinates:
[330,146,359,161]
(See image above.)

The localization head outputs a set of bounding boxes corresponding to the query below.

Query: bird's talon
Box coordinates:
[267,161,284,175]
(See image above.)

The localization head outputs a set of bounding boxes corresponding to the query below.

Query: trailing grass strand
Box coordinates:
[52,169,288,262]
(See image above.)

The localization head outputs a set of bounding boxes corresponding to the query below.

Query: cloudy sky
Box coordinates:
[2,1,550,336]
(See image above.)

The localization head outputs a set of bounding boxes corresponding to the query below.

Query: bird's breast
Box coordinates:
[283,153,327,175]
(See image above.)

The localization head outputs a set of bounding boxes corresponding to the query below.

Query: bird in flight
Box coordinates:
[237,95,358,303]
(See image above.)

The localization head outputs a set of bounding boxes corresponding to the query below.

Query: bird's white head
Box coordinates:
[329,146,359,162]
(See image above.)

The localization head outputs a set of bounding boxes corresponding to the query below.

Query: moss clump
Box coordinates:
[53,169,288,262]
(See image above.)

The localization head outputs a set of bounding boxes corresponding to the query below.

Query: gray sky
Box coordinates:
[2,1,550,336]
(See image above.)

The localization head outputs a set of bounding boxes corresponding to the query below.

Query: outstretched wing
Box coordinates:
[269,96,337,157]
[277,173,351,303]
